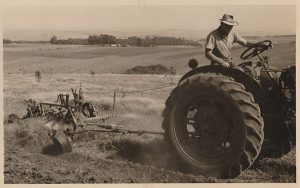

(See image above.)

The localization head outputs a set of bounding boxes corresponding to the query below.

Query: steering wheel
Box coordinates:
[240,40,272,60]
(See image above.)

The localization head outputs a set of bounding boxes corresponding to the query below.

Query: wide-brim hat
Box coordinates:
[219,14,239,26]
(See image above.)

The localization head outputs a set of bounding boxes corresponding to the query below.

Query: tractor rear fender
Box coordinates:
[179,65,264,104]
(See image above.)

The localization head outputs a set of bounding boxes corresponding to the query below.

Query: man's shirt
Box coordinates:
[205,28,247,63]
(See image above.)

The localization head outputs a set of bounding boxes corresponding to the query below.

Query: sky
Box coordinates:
[3,4,296,40]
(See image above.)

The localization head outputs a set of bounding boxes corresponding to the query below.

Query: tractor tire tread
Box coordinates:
[162,73,264,178]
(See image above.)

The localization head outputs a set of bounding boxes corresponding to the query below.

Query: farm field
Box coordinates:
[3,35,295,74]
[3,35,296,183]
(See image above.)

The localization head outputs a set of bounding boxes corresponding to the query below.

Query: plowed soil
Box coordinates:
[4,117,296,183]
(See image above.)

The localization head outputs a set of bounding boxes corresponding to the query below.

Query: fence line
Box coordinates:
[96,82,178,95]
[117,83,178,94]
[109,82,178,112]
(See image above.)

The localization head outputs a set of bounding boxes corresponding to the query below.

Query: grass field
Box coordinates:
[4,35,295,74]
[3,35,296,183]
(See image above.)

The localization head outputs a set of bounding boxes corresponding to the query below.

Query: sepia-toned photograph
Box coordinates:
[2,0,296,184]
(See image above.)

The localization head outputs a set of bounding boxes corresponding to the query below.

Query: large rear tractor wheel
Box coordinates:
[162,73,264,178]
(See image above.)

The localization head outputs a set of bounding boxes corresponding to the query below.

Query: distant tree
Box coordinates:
[136,38,142,47]
[90,70,95,77]
[101,34,117,44]
[141,38,150,47]
[35,70,42,82]
[127,36,139,46]
[3,38,12,44]
[88,35,98,45]
[50,35,57,44]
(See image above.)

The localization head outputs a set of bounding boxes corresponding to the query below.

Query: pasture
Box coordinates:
[3,35,295,74]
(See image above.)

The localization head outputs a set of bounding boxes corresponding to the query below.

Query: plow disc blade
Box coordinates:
[53,131,72,153]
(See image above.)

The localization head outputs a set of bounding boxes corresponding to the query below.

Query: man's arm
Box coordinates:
[238,39,273,49]
[235,31,272,48]
[205,48,230,68]
[237,40,255,47]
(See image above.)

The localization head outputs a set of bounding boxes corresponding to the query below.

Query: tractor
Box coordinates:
[162,40,296,178]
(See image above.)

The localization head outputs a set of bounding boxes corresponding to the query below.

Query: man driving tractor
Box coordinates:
[162,13,295,179]
[205,14,272,68]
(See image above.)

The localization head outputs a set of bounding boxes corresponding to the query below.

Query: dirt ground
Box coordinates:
[4,116,296,183]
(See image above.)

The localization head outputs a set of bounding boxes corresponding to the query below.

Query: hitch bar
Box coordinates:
[72,129,164,136]
[74,122,164,136]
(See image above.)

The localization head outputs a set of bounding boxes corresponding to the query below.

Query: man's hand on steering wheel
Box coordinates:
[267,43,273,49]
[257,41,273,50]
[240,40,273,60]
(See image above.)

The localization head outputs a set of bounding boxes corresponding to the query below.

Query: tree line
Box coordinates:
[50,36,89,45]
[50,34,202,47]
[3,38,49,44]
[3,38,12,44]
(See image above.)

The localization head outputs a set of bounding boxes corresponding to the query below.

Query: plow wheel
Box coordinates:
[162,73,264,178]
[53,131,72,153]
